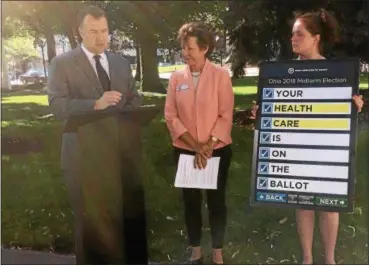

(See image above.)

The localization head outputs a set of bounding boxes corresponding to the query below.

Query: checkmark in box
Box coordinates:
[262,103,273,114]
[260,133,271,143]
[263,88,274,99]
[259,148,270,159]
[257,177,268,189]
[261,118,272,129]
[258,163,269,174]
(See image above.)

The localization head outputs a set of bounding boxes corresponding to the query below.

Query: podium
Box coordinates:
[64,105,161,264]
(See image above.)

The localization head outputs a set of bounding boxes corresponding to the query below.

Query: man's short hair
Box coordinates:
[77,5,106,27]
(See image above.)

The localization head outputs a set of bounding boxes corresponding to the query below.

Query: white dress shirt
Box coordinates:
[81,44,110,79]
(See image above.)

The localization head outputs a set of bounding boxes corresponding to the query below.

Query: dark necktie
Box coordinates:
[93,55,110,91]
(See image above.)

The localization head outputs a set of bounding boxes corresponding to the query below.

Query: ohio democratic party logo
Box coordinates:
[288,67,294,74]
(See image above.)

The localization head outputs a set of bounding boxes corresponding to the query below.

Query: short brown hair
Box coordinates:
[294,8,339,53]
[177,22,215,58]
[77,5,106,27]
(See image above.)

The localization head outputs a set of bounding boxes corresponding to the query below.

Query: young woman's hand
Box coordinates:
[352,95,364,112]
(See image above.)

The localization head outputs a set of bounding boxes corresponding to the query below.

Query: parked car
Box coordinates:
[19,69,47,84]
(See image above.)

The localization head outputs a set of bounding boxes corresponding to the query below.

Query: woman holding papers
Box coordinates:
[251,9,363,265]
[164,22,234,264]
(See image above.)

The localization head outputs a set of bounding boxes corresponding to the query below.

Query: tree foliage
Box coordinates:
[4,1,228,91]
[103,1,225,92]
[226,0,369,78]
[4,36,40,62]
[3,1,84,61]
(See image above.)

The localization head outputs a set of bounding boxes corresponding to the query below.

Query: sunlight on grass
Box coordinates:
[133,64,186,75]
[158,64,185,73]
[232,77,258,95]
[2,155,10,161]
[141,92,167,98]
[1,120,34,128]
[1,95,48,105]
[359,74,368,90]
[233,86,258,95]
[359,82,367,89]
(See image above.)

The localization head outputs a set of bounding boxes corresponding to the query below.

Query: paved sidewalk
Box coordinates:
[1,249,75,265]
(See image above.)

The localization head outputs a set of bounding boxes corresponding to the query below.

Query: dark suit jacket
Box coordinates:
[47,45,142,170]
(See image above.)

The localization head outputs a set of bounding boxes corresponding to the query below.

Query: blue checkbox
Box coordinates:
[262,103,273,114]
[258,163,269,174]
[261,118,272,129]
[263,88,274,99]
[260,132,271,143]
[259,148,270,159]
[257,177,268,189]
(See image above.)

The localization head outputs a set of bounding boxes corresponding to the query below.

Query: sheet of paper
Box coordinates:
[174,154,221,190]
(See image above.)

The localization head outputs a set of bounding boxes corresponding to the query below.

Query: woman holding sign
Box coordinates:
[251,8,363,265]
[164,22,234,264]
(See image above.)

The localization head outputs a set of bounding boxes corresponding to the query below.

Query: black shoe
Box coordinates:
[189,257,203,264]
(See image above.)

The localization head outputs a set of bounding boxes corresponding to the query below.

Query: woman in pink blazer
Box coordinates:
[165,22,234,265]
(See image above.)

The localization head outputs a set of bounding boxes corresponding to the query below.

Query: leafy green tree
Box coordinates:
[4,1,226,92]
[225,0,369,78]
[4,36,40,62]
[105,1,226,92]
[3,1,84,61]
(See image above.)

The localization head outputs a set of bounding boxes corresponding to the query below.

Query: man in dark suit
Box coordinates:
[47,6,148,264]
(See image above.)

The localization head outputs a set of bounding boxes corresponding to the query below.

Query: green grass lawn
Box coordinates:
[158,64,185,73]
[1,77,368,264]
[359,73,368,89]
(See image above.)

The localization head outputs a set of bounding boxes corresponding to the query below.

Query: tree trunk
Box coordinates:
[45,29,56,63]
[137,34,164,93]
[58,1,79,50]
[21,60,28,73]
[1,39,11,90]
[170,49,176,65]
[66,27,78,49]
[276,8,293,60]
[278,37,292,60]
[135,44,141,81]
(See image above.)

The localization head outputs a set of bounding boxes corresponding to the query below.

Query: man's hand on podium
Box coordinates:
[94,91,122,110]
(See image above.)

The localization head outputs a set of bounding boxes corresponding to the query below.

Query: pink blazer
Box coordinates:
[164,59,234,151]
